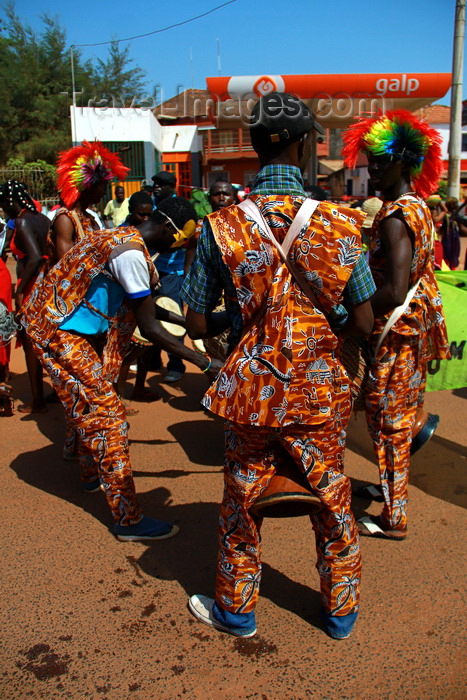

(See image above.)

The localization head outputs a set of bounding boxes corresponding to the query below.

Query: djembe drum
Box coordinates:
[411,407,439,454]
[123,326,152,365]
[123,296,185,365]
[249,460,323,518]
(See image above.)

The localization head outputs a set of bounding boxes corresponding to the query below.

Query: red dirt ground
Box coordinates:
[2,245,467,700]
[1,342,466,699]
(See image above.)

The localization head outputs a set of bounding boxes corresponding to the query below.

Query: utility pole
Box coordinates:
[447,0,466,198]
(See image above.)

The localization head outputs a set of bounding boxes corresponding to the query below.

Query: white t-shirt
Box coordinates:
[108,248,151,299]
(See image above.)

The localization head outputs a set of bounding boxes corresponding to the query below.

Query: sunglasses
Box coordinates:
[161,212,197,248]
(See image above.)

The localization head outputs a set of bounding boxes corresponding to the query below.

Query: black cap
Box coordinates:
[250,92,324,147]
[152,171,176,186]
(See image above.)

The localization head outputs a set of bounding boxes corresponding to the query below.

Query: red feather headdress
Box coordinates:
[342,109,443,198]
[56,140,130,208]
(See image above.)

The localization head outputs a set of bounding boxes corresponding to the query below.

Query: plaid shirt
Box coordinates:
[181,165,375,344]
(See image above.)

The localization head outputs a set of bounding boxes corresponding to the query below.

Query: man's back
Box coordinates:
[201,193,364,427]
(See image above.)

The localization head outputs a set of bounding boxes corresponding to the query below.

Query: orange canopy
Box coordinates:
[206,73,452,128]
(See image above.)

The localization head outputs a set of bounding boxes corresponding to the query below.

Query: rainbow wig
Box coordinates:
[56,140,129,208]
[342,110,443,198]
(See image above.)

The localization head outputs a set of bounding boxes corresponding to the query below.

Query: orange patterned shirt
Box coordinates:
[202,195,366,427]
[369,195,450,360]
[22,227,155,381]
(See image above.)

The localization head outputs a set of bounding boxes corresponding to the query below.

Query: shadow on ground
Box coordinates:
[347,411,467,511]
[10,444,324,631]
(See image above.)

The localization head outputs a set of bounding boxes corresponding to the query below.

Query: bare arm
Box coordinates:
[371,215,413,318]
[129,295,222,380]
[14,219,43,308]
[52,213,76,261]
[185,307,230,340]
[341,299,374,338]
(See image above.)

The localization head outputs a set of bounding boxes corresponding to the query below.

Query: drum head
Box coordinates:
[192,338,207,354]
[155,296,186,337]
[131,326,152,346]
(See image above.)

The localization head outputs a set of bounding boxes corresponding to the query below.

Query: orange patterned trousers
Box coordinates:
[33,329,142,526]
[216,406,362,617]
[365,333,427,531]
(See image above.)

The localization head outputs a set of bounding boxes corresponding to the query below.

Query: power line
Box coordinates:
[72,0,238,49]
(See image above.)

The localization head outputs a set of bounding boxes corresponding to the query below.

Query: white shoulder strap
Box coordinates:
[238,198,320,257]
[374,278,421,355]
[237,197,324,313]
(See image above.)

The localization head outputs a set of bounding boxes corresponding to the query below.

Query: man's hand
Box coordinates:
[15,289,24,313]
[205,357,223,382]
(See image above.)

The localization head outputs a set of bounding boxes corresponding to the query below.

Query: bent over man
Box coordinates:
[21,196,220,542]
[181,92,375,640]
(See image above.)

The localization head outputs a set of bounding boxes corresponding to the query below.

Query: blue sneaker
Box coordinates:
[82,479,101,493]
[114,516,179,542]
[188,595,256,638]
[321,610,358,640]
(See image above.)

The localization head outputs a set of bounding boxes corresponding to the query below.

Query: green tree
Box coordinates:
[436,179,448,200]
[90,40,148,106]
[0,4,148,166]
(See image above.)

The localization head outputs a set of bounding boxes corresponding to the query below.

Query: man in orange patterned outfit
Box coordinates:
[342,111,450,540]
[182,92,375,639]
[21,196,219,542]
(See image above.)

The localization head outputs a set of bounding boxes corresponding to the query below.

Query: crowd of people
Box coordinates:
[0,93,455,640]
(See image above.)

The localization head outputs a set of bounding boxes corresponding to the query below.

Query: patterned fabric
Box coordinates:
[182,165,375,343]
[365,335,426,531]
[181,220,245,347]
[217,412,361,616]
[183,167,369,620]
[202,195,367,427]
[22,226,155,383]
[48,208,98,267]
[21,227,155,526]
[365,195,449,531]
[33,329,142,525]
[369,195,449,360]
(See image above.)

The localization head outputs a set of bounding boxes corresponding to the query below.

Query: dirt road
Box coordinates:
[1,347,466,699]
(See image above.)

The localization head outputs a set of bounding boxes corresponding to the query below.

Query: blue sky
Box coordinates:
[14,0,465,103]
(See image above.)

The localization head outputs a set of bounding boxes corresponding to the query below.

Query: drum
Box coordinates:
[411,407,439,454]
[191,337,207,354]
[191,332,229,362]
[204,332,229,363]
[249,460,323,519]
[154,296,186,338]
[123,326,152,365]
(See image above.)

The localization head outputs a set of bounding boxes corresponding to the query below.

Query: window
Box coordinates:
[102,142,145,179]
[462,133,467,153]
[177,162,191,197]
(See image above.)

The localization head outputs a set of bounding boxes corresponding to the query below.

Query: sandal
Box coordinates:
[352,484,384,502]
[357,515,407,540]
[124,405,139,416]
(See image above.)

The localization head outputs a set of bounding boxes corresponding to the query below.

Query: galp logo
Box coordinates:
[253,76,277,97]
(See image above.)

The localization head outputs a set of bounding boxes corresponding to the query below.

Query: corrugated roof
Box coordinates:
[156,89,213,119]
[319,159,344,174]
[415,105,450,123]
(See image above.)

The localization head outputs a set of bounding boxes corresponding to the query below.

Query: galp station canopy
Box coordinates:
[205,73,452,128]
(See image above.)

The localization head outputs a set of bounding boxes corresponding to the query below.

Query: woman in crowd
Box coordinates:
[0,180,50,413]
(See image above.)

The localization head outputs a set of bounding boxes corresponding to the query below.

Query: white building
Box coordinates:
[71,105,163,183]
